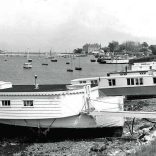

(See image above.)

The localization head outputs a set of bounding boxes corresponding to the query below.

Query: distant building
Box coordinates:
[82,43,101,54]
[0,50,5,54]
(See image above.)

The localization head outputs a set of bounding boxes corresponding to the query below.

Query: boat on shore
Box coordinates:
[0,79,124,137]
[70,62,156,100]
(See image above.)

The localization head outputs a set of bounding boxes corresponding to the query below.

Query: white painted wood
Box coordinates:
[90,110,156,119]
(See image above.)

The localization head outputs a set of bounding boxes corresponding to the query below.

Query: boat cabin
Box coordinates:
[70,77,100,88]
[131,62,156,71]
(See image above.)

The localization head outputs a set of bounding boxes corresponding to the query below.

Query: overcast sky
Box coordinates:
[0,0,156,52]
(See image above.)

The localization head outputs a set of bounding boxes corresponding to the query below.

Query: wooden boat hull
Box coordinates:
[0,123,123,138]
[0,85,124,135]
[0,113,124,128]
[99,85,156,99]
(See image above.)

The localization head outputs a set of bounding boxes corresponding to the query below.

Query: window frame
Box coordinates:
[127,77,143,86]
[153,77,156,84]
[23,100,34,107]
[108,79,116,86]
[1,100,11,107]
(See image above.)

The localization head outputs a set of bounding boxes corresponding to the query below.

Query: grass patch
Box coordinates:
[129,139,156,156]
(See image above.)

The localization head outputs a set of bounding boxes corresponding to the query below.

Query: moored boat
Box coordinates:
[28,59,32,62]
[90,59,96,62]
[23,62,32,69]
[75,67,82,70]
[51,59,57,62]
[67,69,73,72]
[42,63,48,66]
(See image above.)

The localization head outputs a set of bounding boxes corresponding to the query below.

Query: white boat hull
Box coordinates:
[105,59,129,64]
[0,113,124,128]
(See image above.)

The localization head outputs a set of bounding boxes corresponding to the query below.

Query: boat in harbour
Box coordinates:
[90,59,96,62]
[51,58,57,62]
[42,53,49,66]
[75,57,82,70]
[23,62,32,69]
[67,57,73,72]
[97,55,129,64]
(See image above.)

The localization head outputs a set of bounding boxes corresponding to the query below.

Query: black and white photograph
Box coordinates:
[1,0,156,155]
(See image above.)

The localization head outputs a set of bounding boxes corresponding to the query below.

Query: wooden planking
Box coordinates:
[90,111,156,119]
[0,99,61,108]
[0,108,61,111]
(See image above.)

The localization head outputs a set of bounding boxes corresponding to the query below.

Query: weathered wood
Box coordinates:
[90,111,156,119]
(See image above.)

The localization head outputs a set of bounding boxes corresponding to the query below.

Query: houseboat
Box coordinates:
[130,61,156,71]
[0,79,124,137]
[71,67,156,99]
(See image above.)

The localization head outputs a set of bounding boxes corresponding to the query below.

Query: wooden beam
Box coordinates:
[90,111,156,119]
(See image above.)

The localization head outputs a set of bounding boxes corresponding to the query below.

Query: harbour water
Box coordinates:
[0,55,127,85]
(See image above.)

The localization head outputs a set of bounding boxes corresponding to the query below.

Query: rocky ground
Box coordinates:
[1,98,156,156]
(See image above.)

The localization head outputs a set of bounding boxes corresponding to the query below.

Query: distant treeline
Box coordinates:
[74,41,156,55]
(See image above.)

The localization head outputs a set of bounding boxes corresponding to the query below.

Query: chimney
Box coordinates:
[34,75,39,89]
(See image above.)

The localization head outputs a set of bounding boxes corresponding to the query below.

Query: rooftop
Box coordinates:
[0,84,69,92]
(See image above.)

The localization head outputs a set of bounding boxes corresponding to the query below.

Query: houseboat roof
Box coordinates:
[0,84,69,92]
[107,70,149,75]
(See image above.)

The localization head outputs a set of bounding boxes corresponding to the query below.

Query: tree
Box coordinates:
[141,42,148,48]
[108,41,119,52]
[120,41,141,52]
[149,45,156,55]
[73,48,82,54]
[101,47,110,52]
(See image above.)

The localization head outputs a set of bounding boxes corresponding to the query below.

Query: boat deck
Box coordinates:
[0,84,69,92]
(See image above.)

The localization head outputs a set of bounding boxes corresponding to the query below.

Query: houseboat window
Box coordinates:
[140,78,143,85]
[108,79,116,86]
[120,73,127,76]
[153,77,156,84]
[127,78,143,85]
[131,78,134,85]
[91,80,98,84]
[127,78,130,85]
[140,72,146,75]
[94,80,98,84]
[83,81,86,83]
[2,100,10,106]
[23,100,33,106]
[91,80,98,87]
[135,78,139,85]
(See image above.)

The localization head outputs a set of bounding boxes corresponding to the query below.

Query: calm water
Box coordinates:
[0,55,127,85]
